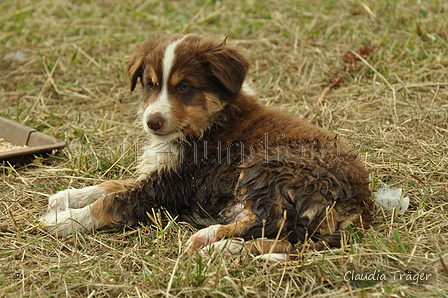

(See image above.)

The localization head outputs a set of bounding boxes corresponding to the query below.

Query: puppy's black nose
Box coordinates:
[147,114,165,132]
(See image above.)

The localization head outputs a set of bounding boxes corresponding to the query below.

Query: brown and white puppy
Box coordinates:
[40,34,372,255]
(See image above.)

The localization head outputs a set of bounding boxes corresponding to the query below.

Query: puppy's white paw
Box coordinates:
[48,190,70,211]
[200,238,245,257]
[255,253,288,262]
[48,186,107,211]
[187,225,221,250]
[39,207,97,236]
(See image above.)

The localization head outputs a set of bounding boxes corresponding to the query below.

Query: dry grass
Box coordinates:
[1,0,448,297]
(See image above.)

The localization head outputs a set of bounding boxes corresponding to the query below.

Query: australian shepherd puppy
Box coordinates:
[40,34,372,256]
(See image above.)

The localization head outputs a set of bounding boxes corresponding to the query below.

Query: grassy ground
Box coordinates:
[1,0,447,297]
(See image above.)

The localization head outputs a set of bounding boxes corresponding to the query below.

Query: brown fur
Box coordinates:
[98,180,138,193]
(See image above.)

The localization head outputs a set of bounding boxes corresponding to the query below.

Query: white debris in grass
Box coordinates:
[4,50,27,63]
[374,186,410,214]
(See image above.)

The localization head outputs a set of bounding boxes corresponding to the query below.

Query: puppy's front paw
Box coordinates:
[48,190,70,211]
[39,207,97,236]
[187,225,221,250]
[48,186,106,211]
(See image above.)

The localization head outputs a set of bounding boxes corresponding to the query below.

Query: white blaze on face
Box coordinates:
[138,37,187,177]
[142,37,185,137]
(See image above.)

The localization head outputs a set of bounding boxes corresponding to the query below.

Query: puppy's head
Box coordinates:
[125,34,250,140]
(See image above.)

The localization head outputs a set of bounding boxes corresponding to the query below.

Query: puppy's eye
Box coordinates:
[178,82,190,92]
[146,81,154,90]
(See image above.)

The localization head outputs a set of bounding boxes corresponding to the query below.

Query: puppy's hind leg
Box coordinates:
[198,237,293,260]
[187,210,293,257]
[187,215,258,250]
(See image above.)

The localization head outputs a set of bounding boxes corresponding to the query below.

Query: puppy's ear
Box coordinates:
[204,39,250,96]
[125,40,156,92]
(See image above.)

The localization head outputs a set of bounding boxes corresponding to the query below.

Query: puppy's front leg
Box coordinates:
[40,203,99,236]
[40,180,146,236]
[47,180,137,211]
